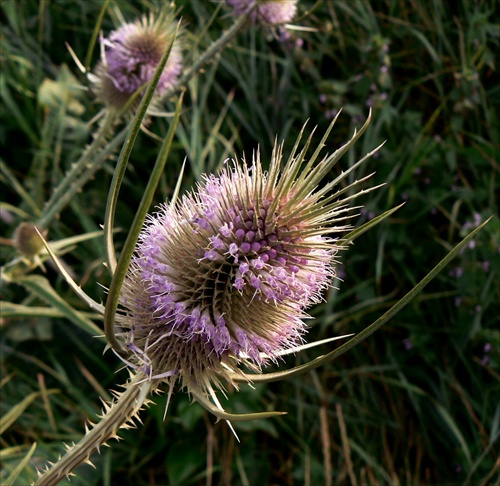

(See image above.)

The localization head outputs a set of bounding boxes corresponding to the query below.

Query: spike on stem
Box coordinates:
[34,373,153,486]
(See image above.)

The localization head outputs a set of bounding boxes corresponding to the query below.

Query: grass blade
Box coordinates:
[3,442,37,486]
[15,275,103,337]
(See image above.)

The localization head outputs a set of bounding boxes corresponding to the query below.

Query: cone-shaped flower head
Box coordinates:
[92,11,181,111]
[226,0,298,25]
[118,115,380,401]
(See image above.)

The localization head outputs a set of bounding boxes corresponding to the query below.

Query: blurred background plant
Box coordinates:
[1,0,498,485]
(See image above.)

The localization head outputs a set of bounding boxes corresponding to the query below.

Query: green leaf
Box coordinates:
[1,391,57,435]
[1,302,98,320]
[103,21,182,277]
[15,275,103,337]
[33,229,105,317]
[343,203,405,244]
[103,90,184,355]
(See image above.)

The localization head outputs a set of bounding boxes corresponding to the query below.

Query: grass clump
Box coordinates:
[1,1,498,485]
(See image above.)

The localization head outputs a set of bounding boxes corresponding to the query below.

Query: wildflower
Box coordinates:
[91,11,182,111]
[226,0,298,25]
[117,115,382,405]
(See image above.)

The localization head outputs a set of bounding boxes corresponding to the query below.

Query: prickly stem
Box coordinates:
[34,373,153,486]
[37,110,122,230]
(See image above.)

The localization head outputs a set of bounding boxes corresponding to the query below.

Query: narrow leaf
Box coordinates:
[235,216,492,383]
[35,228,105,316]
[342,203,405,245]
[103,21,181,277]
[1,391,56,435]
[16,275,103,337]
[3,442,37,486]
[103,91,184,355]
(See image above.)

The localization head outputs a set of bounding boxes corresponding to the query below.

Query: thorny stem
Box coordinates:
[37,110,121,230]
[35,373,153,486]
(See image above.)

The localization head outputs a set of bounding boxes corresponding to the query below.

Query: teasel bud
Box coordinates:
[226,0,298,25]
[13,222,45,258]
[117,112,383,406]
[91,11,182,112]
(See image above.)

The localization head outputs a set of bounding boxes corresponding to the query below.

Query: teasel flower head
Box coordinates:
[226,0,298,25]
[91,11,182,112]
[116,112,383,411]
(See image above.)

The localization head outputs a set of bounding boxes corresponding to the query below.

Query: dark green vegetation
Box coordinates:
[1,1,498,484]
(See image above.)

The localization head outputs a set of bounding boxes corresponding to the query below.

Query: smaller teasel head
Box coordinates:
[116,112,383,416]
[91,11,182,112]
[226,0,298,25]
[13,222,44,258]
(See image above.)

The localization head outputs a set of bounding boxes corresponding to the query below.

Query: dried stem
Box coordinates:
[35,373,153,486]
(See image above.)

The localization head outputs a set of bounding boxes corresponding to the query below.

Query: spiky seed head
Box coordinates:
[226,0,298,25]
[91,11,182,112]
[117,119,379,400]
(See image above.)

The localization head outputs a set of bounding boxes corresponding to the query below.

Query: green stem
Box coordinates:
[35,373,152,486]
[84,0,111,73]
[166,9,252,98]
[37,110,119,230]
[103,94,184,355]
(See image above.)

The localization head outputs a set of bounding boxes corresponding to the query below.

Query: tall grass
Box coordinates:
[1,0,498,484]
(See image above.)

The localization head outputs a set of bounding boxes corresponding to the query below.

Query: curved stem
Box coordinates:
[84,0,111,73]
[102,21,180,280]
[35,373,152,486]
[103,94,184,356]
[167,9,253,98]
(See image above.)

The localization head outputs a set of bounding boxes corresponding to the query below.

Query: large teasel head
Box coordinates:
[31,102,492,484]
[114,111,384,415]
[91,10,182,113]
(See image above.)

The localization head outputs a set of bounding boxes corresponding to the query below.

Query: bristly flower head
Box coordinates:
[226,0,298,25]
[91,11,181,112]
[117,114,381,409]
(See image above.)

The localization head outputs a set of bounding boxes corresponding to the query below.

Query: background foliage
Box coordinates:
[1,0,499,485]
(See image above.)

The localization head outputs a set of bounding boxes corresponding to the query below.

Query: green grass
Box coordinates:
[1,0,499,485]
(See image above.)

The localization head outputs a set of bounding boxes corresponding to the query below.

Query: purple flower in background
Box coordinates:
[118,120,380,398]
[226,0,298,25]
[403,338,413,351]
[92,12,182,111]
